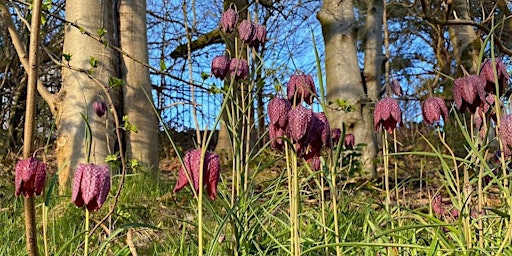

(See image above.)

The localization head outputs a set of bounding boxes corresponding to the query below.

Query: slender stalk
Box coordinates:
[330,158,340,256]
[22,0,43,255]
[84,209,89,256]
[383,132,390,212]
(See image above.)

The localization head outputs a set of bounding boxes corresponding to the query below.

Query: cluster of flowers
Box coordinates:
[173,149,221,200]
[267,74,354,171]
[451,58,510,155]
[15,158,110,211]
[210,8,267,81]
[375,58,510,159]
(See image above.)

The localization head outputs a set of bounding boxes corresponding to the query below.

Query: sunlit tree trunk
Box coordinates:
[449,0,481,74]
[362,0,384,177]
[56,0,119,190]
[318,0,377,177]
[119,0,159,173]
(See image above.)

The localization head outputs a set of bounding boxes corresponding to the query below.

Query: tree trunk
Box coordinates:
[56,0,119,190]
[318,0,377,177]
[362,0,384,176]
[449,0,481,74]
[119,0,159,173]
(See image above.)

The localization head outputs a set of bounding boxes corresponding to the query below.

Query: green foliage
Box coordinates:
[108,77,124,88]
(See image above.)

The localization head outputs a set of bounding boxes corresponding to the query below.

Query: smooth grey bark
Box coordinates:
[56,0,119,189]
[449,0,481,74]
[318,0,377,177]
[362,0,385,176]
[119,0,159,173]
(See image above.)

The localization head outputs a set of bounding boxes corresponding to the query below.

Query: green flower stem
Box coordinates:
[85,208,89,256]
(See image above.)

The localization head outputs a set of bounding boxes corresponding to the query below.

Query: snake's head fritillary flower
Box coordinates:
[173,149,221,200]
[344,133,355,149]
[498,114,512,158]
[211,55,231,80]
[229,58,249,80]
[311,112,330,148]
[269,124,287,151]
[480,58,510,95]
[389,79,403,97]
[251,24,266,48]
[220,9,238,34]
[267,97,291,128]
[287,74,317,105]
[331,128,341,146]
[92,100,107,118]
[432,194,445,216]
[238,20,255,44]
[453,75,486,114]
[307,155,321,171]
[421,97,449,125]
[15,157,46,198]
[287,105,313,144]
[374,98,402,133]
[72,164,110,211]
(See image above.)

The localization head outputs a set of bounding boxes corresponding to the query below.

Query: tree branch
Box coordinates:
[170,28,223,58]
[419,0,512,56]
[0,1,56,115]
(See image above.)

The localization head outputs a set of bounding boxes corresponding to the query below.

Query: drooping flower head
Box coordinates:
[267,97,291,128]
[174,149,221,200]
[389,79,403,97]
[344,133,355,149]
[479,58,510,95]
[498,114,512,158]
[287,104,313,144]
[311,112,331,148]
[421,97,449,125]
[287,74,317,105]
[269,124,287,151]
[92,100,107,118]
[308,155,321,171]
[211,55,231,80]
[250,24,266,48]
[331,128,342,146]
[229,58,249,80]
[72,164,110,211]
[238,20,255,44]
[220,8,238,34]
[15,157,47,198]
[453,75,486,114]
[374,98,402,133]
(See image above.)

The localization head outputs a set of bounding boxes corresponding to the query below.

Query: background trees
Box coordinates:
[0,0,510,183]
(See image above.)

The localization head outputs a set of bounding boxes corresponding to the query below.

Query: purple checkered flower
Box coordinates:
[229,58,249,80]
[374,98,402,133]
[422,97,449,125]
[453,75,486,114]
[498,114,512,158]
[267,97,291,128]
[331,128,341,146]
[251,24,266,48]
[211,55,231,80]
[72,164,110,211]
[92,100,107,118]
[480,58,510,95]
[220,9,238,34]
[174,149,221,200]
[287,74,317,105]
[15,157,46,198]
[390,79,403,97]
[238,20,255,44]
[344,133,355,149]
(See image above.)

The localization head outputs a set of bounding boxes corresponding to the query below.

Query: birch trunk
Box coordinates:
[119,0,159,173]
[56,0,119,190]
[318,0,377,177]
